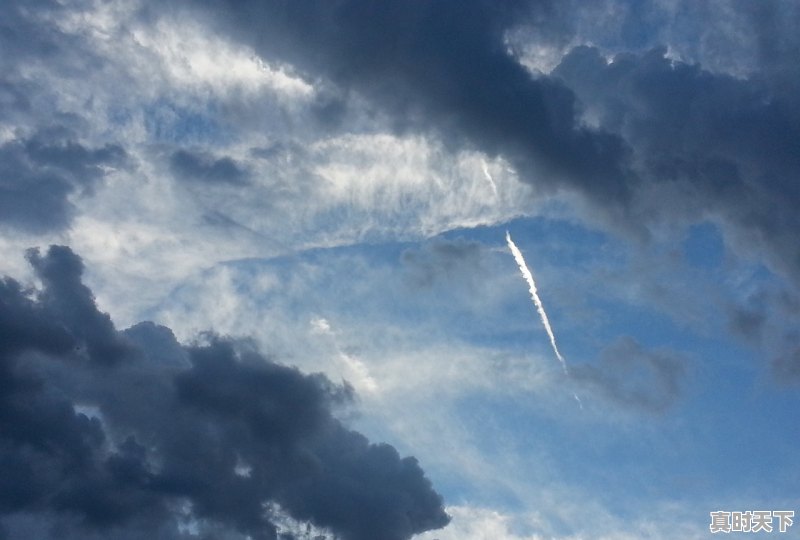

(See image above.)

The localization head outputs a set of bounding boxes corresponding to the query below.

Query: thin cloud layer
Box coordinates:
[0,246,449,540]
[572,336,686,413]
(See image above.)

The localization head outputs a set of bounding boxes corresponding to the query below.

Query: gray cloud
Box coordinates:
[772,344,800,383]
[553,44,800,282]
[0,246,449,539]
[173,0,800,286]
[572,337,686,413]
[0,130,127,234]
[727,306,766,344]
[169,149,248,186]
[188,0,636,215]
[401,239,485,289]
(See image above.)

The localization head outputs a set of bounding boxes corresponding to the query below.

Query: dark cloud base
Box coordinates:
[193,0,635,211]
[183,0,800,286]
[0,130,126,234]
[169,149,248,186]
[0,246,449,540]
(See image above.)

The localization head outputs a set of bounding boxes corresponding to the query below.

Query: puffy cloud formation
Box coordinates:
[553,43,800,282]
[0,246,448,540]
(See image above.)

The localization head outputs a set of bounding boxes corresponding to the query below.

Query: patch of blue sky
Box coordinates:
[425,218,795,519]
[580,294,707,351]
[447,391,684,522]
[153,216,799,515]
[143,98,232,146]
[683,221,725,270]
[610,368,800,510]
[107,105,135,129]
[448,372,799,530]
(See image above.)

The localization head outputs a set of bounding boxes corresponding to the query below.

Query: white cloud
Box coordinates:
[418,500,710,540]
[419,506,550,540]
[49,130,540,326]
[128,16,314,100]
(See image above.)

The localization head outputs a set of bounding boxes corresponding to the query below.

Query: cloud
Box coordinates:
[0,129,127,233]
[0,246,449,539]
[25,245,134,366]
[401,238,485,289]
[169,149,248,185]
[163,0,800,291]
[553,44,800,283]
[727,305,766,343]
[771,342,800,383]
[188,0,635,214]
[572,336,686,413]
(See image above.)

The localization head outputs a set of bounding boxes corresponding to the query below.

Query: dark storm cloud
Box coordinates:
[190,0,635,214]
[180,0,800,285]
[572,337,686,413]
[553,44,800,281]
[169,149,248,186]
[25,246,133,366]
[0,246,449,540]
[0,130,127,233]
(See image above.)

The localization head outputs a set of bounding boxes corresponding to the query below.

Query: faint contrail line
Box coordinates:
[505,230,568,375]
[481,158,499,198]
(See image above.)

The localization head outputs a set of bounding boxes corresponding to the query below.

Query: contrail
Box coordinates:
[505,230,568,375]
[481,158,499,198]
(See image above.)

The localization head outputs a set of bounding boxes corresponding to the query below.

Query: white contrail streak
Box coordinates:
[505,230,569,375]
[480,158,499,198]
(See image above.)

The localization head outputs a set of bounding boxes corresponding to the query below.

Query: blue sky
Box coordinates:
[1,1,799,539]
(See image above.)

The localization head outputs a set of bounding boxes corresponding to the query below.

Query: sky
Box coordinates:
[1,0,799,539]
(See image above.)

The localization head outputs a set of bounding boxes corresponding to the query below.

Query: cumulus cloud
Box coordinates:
[553,44,800,282]
[0,246,449,539]
[2,2,799,536]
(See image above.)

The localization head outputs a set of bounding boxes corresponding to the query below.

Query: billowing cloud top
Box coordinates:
[2,0,800,538]
[0,246,449,540]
